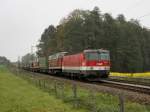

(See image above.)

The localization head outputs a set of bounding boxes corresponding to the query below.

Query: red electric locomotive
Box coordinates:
[62,49,110,78]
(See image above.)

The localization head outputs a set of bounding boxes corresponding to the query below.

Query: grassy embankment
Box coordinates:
[0,65,149,112]
[0,65,86,112]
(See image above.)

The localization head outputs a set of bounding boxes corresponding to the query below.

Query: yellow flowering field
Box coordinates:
[110,72,150,78]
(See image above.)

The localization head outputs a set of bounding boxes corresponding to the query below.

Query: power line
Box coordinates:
[126,0,150,20]
[137,12,150,19]
[129,0,143,8]
[124,0,143,12]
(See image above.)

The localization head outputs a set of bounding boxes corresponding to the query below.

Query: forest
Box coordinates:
[0,56,10,65]
[24,7,150,73]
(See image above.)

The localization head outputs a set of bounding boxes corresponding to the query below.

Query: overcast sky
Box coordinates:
[0,0,150,62]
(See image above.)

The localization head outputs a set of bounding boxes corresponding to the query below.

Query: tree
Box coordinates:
[37,25,56,55]
[0,56,10,65]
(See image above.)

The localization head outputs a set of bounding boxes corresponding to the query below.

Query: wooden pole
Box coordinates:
[119,94,124,112]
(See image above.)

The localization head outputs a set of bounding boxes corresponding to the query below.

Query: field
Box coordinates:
[0,65,149,112]
[110,72,150,78]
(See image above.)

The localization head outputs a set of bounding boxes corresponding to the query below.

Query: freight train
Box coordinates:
[22,49,110,78]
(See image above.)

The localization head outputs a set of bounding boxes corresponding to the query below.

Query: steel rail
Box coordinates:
[97,79,150,95]
[108,76,150,86]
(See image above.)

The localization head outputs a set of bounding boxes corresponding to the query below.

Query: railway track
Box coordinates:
[90,79,150,95]
[108,76,150,86]
[20,69,150,95]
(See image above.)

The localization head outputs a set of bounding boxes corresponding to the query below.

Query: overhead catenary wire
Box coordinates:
[124,0,144,12]
[122,0,149,20]
[137,12,150,19]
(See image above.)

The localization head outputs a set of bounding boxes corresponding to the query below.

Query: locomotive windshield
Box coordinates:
[85,52,109,60]
[100,52,110,60]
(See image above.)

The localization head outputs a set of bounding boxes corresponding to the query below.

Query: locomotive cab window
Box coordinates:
[85,52,109,60]
[85,52,99,60]
[100,52,110,60]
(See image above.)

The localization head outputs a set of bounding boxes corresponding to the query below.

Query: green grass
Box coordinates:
[21,72,150,112]
[62,85,150,112]
[0,65,149,112]
[0,66,86,112]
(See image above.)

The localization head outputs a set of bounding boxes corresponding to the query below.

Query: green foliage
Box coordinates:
[37,25,56,56]
[0,56,10,66]
[36,6,150,73]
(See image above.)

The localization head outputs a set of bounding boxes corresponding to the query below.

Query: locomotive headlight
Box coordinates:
[97,62,103,66]
[82,62,86,66]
